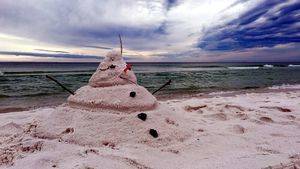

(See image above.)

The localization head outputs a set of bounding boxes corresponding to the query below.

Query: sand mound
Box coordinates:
[0,122,22,137]
[68,85,157,112]
[89,50,137,87]
[31,105,191,148]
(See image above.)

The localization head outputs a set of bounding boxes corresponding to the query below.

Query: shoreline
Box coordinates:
[158,84,300,101]
[1,84,300,114]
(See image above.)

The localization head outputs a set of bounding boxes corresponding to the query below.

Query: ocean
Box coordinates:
[1,62,300,110]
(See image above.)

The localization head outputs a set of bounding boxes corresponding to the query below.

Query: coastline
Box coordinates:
[1,84,300,113]
[0,84,299,168]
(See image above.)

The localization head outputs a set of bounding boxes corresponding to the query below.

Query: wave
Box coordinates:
[0,71,3,76]
[288,64,300,67]
[227,66,260,70]
[268,84,300,90]
[263,64,274,68]
[181,65,225,68]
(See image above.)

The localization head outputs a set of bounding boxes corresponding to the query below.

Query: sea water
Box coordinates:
[1,62,300,108]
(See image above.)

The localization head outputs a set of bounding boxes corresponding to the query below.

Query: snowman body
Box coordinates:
[89,50,137,87]
[68,50,157,112]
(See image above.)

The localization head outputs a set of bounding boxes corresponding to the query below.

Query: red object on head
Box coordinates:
[124,64,132,73]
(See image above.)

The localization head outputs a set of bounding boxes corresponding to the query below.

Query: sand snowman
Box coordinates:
[67,49,157,112]
[26,40,189,150]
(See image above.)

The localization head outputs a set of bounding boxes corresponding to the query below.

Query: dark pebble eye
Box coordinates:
[149,129,158,138]
[137,113,147,121]
[130,91,136,97]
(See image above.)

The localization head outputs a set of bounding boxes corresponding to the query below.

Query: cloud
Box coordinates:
[82,45,113,50]
[0,51,103,59]
[0,0,167,49]
[224,0,252,10]
[157,43,300,62]
[0,0,250,52]
[34,49,69,54]
[165,0,179,10]
[0,0,299,62]
[198,0,300,51]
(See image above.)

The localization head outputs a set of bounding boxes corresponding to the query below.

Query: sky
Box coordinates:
[0,0,299,62]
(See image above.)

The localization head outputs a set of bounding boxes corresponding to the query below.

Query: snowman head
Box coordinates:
[105,50,122,62]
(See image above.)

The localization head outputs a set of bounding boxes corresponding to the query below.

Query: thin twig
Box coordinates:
[152,79,172,94]
[119,34,123,55]
[46,75,75,95]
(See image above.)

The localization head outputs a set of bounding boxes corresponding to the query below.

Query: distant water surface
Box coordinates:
[1,62,300,109]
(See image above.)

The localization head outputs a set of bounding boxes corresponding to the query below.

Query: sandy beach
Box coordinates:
[1,0,300,168]
[0,85,299,169]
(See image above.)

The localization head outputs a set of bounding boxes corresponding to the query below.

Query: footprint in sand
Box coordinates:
[256,146,280,154]
[184,105,207,112]
[204,113,227,121]
[231,125,246,134]
[235,112,249,120]
[102,141,116,149]
[259,116,274,123]
[260,106,292,112]
[224,104,245,111]
[61,127,74,134]
[286,115,296,120]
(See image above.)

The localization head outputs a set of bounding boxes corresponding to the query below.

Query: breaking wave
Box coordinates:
[228,66,260,70]
[263,64,274,68]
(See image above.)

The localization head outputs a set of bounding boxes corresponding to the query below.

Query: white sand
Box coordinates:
[88,50,137,87]
[68,85,157,112]
[0,86,300,169]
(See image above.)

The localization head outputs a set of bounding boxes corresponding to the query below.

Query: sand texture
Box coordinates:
[0,86,300,169]
[68,84,157,112]
[88,50,137,87]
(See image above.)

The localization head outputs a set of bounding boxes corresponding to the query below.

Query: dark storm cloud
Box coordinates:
[154,22,168,34]
[165,0,178,10]
[198,0,300,51]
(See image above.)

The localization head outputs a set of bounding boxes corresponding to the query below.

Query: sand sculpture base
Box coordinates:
[68,85,157,112]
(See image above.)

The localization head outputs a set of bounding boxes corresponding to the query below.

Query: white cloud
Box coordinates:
[150,0,263,51]
[1,0,291,62]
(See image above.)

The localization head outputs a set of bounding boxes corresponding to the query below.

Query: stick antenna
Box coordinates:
[119,34,123,55]
[46,75,75,95]
[152,79,172,94]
